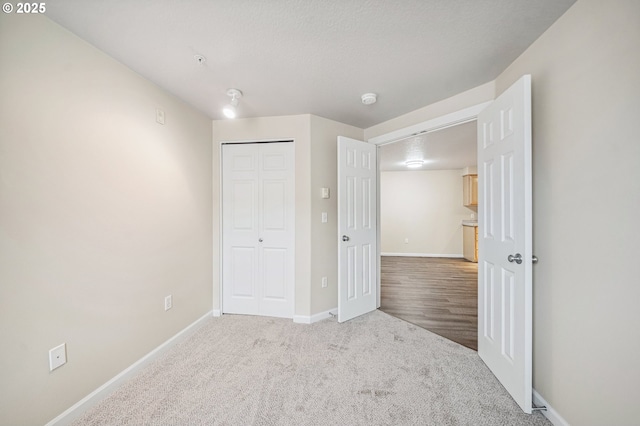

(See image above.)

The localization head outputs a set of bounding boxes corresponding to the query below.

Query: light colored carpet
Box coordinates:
[73,310,549,425]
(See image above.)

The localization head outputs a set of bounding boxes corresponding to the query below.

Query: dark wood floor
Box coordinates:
[380,256,478,350]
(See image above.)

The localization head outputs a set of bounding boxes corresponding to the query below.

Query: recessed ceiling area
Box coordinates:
[44,1,576,128]
[379,121,477,172]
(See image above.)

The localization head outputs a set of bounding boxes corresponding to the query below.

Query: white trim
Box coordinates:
[45,311,213,426]
[293,308,337,324]
[532,389,569,426]
[368,101,492,146]
[381,252,464,258]
[212,309,221,317]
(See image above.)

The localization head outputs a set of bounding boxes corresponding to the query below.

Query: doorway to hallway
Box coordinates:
[380,256,478,350]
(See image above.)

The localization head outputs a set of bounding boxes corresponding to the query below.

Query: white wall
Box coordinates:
[0,14,213,426]
[495,0,640,424]
[380,170,472,256]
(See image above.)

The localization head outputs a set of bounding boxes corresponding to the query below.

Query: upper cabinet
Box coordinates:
[463,174,478,207]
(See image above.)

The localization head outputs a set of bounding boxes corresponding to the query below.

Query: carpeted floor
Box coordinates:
[73,310,549,425]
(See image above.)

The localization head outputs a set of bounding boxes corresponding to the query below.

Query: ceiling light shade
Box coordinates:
[223,88,242,119]
[222,104,236,119]
[405,160,424,168]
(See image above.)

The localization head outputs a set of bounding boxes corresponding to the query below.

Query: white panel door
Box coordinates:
[477,75,532,413]
[222,142,294,318]
[337,136,377,323]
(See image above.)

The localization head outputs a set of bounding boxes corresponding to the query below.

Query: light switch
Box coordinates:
[321,187,330,199]
[156,108,165,125]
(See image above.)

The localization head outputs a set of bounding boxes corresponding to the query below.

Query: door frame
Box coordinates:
[367,101,492,307]
[218,138,296,317]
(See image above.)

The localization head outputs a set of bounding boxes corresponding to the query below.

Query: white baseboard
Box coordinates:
[212,309,221,317]
[381,252,464,258]
[293,308,337,324]
[45,311,213,426]
[533,389,569,426]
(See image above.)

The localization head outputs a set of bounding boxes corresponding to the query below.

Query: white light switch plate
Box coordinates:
[156,108,165,125]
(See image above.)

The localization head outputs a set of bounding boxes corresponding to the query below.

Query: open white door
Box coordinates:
[477,75,532,413]
[337,136,377,323]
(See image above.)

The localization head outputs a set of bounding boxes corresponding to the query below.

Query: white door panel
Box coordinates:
[338,136,377,323]
[222,142,294,318]
[478,75,532,413]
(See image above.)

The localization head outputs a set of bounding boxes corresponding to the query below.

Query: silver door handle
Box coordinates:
[507,253,522,264]
[258,238,263,243]
[342,235,350,242]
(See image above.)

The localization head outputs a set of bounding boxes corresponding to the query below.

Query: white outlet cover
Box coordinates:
[165,295,172,311]
[49,343,67,371]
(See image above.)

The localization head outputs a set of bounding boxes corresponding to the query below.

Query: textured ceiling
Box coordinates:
[45,0,575,128]
[379,121,477,171]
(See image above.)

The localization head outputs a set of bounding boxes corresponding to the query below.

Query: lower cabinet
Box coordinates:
[463,225,478,263]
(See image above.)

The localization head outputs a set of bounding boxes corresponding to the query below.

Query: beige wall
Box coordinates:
[212,115,312,316]
[212,115,362,318]
[495,0,640,424]
[309,116,363,314]
[0,14,213,426]
[380,170,473,256]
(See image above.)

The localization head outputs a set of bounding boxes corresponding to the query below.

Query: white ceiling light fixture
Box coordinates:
[223,88,243,119]
[405,160,424,168]
[361,93,377,105]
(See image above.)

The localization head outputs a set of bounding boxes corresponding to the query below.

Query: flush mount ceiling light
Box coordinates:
[405,160,424,168]
[222,88,243,119]
[361,93,377,105]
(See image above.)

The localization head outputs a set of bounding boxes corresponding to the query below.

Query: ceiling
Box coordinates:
[45,0,575,129]
[379,120,477,171]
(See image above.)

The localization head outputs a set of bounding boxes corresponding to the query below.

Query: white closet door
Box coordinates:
[222,142,294,318]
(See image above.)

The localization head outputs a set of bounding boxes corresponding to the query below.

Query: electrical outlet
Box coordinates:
[321,212,328,223]
[49,343,66,371]
[164,295,172,311]
[404,238,409,244]
[321,277,328,288]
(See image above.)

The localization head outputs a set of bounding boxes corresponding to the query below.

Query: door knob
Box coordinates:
[507,253,523,264]
[342,235,350,242]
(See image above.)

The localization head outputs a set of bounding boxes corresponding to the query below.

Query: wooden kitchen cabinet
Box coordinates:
[463,224,478,262]
[463,174,478,207]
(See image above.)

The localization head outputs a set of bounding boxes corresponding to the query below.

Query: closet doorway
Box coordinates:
[221,141,295,318]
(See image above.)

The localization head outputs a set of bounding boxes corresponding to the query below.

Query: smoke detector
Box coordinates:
[361,93,377,105]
